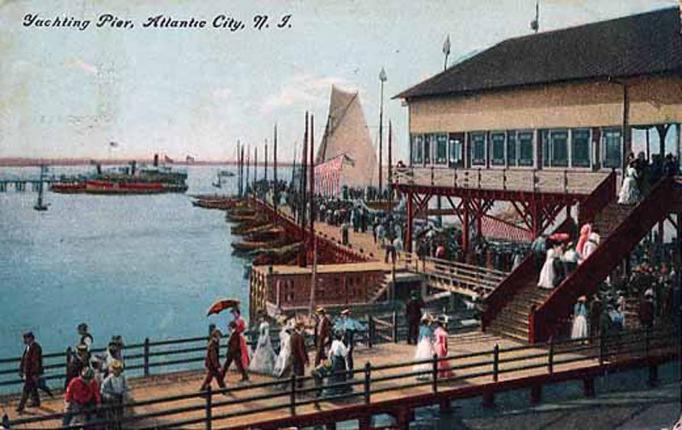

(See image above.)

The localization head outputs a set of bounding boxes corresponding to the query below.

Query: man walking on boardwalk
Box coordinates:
[314,307,332,366]
[222,322,250,384]
[406,291,424,345]
[290,321,309,388]
[16,332,43,412]
[200,329,227,393]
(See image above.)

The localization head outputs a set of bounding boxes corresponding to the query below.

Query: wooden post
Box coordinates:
[143,338,150,377]
[599,332,605,366]
[205,385,212,430]
[493,344,499,382]
[290,374,297,415]
[364,362,371,404]
[432,354,438,393]
[548,337,554,375]
[367,316,374,348]
[392,311,398,343]
[65,346,72,380]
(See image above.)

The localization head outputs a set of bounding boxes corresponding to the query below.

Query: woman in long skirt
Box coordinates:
[571,296,589,340]
[618,161,640,205]
[538,245,558,289]
[273,321,292,379]
[249,315,276,375]
[413,315,434,381]
[324,331,352,397]
[433,316,453,379]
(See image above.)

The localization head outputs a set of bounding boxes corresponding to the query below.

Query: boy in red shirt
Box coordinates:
[63,367,100,426]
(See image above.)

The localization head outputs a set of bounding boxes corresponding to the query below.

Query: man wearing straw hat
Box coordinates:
[101,360,131,428]
[314,307,332,366]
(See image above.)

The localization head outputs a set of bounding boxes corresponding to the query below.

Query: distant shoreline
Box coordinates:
[0,158,295,167]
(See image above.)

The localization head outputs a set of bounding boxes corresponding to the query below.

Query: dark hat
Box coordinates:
[109,335,124,347]
[77,323,88,331]
[22,331,34,339]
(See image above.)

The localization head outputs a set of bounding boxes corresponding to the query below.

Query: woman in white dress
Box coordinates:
[249,316,276,375]
[537,244,558,289]
[413,314,434,381]
[618,161,640,205]
[272,320,293,378]
[571,296,589,340]
[581,232,600,262]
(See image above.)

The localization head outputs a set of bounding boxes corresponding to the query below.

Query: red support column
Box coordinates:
[406,192,414,253]
[475,199,483,241]
[462,200,470,260]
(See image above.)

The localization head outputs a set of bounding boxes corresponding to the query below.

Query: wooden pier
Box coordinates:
[0,325,675,429]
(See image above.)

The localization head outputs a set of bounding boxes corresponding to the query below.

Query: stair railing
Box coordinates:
[530,177,676,342]
[577,170,617,226]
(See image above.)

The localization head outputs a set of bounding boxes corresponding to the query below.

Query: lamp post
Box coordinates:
[379,67,387,196]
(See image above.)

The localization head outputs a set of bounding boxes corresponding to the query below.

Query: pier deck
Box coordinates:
[1,328,673,429]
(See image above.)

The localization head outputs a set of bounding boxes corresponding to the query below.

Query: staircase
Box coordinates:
[486,200,633,341]
[531,177,680,342]
[368,273,393,303]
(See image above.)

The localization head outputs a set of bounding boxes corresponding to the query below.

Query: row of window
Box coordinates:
[410,128,623,169]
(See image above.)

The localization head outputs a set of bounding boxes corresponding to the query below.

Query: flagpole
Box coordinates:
[274,124,278,213]
[308,114,317,316]
[378,67,387,196]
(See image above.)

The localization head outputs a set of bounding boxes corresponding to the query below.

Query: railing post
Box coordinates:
[477,168,481,189]
[532,170,537,192]
[563,170,568,193]
[143,337,150,377]
[645,327,650,357]
[502,169,507,190]
[290,374,297,415]
[368,316,374,348]
[493,344,499,382]
[392,311,398,343]
[453,168,457,188]
[205,385,212,430]
[548,337,554,375]
[430,165,435,186]
[599,333,605,366]
[65,346,72,381]
[432,354,438,393]
[364,362,371,404]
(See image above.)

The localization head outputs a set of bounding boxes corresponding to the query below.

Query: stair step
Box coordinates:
[488,325,529,342]
[491,313,529,328]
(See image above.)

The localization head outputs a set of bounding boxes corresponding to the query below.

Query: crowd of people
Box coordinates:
[619,151,678,205]
[16,323,130,428]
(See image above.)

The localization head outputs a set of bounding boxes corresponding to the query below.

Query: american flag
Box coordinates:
[314,155,344,196]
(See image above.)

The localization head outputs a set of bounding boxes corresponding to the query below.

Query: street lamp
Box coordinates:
[379,67,387,197]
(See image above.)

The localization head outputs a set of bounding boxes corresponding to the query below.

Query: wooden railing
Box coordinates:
[577,170,618,226]
[399,252,507,299]
[531,177,678,342]
[3,325,677,430]
[393,166,609,195]
[0,312,467,394]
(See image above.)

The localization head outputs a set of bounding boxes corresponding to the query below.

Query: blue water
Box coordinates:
[0,165,253,359]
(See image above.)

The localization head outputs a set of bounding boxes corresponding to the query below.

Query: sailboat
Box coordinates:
[212,172,222,188]
[34,165,49,211]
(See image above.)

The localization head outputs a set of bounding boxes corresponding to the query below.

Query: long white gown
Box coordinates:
[272,328,292,378]
[581,233,600,262]
[618,166,640,205]
[413,326,434,381]
[537,248,557,289]
[249,322,276,375]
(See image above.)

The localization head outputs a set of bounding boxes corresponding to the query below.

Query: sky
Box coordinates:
[0,0,678,162]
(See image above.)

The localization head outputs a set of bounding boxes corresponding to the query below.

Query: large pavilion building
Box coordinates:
[397,6,682,174]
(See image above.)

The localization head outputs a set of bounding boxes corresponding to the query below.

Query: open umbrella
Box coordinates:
[549,233,569,242]
[206,299,240,316]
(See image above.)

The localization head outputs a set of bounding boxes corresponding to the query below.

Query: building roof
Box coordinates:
[397,7,682,100]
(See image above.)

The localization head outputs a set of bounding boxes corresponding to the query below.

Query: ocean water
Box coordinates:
[0,165,252,359]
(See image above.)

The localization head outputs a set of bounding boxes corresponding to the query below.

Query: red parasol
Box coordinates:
[206,299,240,316]
[549,233,569,242]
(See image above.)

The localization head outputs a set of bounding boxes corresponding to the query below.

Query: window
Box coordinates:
[571,129,591,167]
[411,135,423,165]
[602,128,622,168]
[490,132,505,166]
[543,129,569,167]
[448,134,463,167]
[518,131,534,166]
[435,134,448,164]
[506,132,517,167]
[424,135,432,164]
[470,133,486,166]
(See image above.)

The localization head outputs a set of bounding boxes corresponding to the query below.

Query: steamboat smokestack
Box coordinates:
[153,154,159,167]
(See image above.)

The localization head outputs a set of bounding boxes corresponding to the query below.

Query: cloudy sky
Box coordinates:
[0,0,677,162]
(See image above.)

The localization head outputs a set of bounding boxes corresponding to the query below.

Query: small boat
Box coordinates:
[34,166,49,211]
[226,213,257,223]
[219,170,236,177]
[245,227,285,242]
[192,199,235,210]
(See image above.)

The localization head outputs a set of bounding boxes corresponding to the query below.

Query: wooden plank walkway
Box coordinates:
[0,330,613,429]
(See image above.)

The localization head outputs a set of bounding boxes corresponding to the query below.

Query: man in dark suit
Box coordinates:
[221,322,249,383]
[17,332,43,412]
[200,329,227,393]
[405,292,424,345]
[290,322,309,388]
[314,307,332,366]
